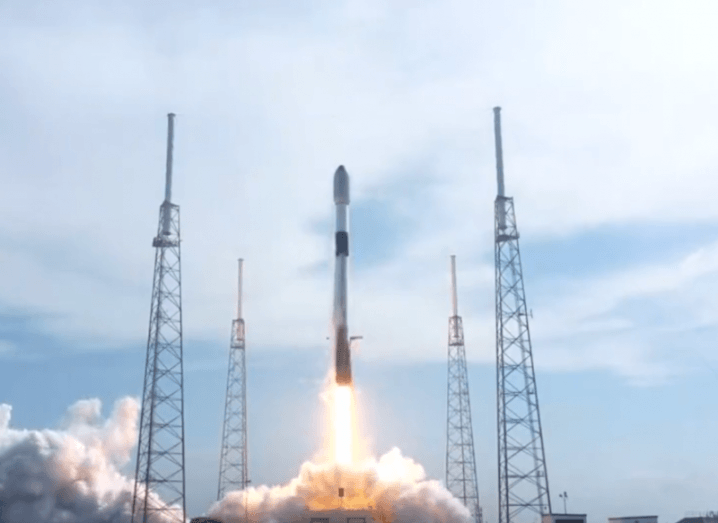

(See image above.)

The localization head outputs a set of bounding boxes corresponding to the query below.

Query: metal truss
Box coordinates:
[495,195,552,523]
[132,114,186,523]
[446,256,483,523]
[218,259,249,499]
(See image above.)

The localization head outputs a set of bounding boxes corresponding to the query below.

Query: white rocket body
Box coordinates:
[333,165,352,385]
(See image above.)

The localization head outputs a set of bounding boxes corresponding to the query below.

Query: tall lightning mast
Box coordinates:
[132,113,187,523]
[493,107,552,523]
[218,259,249,499]
[446,255,483,523]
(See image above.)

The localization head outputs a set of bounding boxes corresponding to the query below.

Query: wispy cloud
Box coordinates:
[530,238,718,383]
[0,1,717,387]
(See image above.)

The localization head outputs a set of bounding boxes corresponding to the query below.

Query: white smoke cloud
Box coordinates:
[0,396,473,522]
[0,397,175,523]
[209,448,472,523]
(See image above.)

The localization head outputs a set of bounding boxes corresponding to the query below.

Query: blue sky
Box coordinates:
[2,0,718,522]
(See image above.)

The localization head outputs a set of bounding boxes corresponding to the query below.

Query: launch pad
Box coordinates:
[304,509,374,523]
[192,510,375,523]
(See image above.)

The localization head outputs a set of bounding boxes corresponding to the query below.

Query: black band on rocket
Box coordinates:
[336,232,349,256]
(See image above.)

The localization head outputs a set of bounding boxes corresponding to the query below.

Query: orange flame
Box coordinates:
[333,385,353,465]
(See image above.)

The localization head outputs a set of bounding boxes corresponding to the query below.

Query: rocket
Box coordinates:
[333,165,352,385]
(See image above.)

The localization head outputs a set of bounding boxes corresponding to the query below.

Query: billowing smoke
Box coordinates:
[0,397,173,523]
[209,448,472,523]
[0,396,474,523]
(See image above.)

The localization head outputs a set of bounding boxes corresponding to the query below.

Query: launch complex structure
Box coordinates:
[446,255,483,523]
[218,259,250,499]
[493,107,552,523]
[131,114,187,523]
[130,108,555,523]
[443,107,553,523]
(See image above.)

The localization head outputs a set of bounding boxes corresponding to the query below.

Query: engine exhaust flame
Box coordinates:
[333,385,353,465]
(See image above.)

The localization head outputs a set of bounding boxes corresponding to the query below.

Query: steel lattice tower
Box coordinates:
[218,258,249,500]
[446,255,483,523]
[493,107,552,523]
[131,113,187,523]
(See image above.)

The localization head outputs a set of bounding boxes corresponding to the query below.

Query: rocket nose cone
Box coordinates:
[334,165,350,204]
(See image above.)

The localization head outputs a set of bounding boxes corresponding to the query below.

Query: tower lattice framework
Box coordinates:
[446,255,483,523]
[132,113,187,523]
[493,106,552,523]
[218,258,249,499]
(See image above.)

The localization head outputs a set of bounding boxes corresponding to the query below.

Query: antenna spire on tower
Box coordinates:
[165,113,175,204]
[450,255,459,318]
[494,107,508,231]
[161,114,175,236]
[493,107,505,198]
[237,258,243,320]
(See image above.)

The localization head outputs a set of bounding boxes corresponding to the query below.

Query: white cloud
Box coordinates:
[0,1,717,384]
[530,239,718,383]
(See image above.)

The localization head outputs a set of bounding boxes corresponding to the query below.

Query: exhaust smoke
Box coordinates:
[209,448,471,523]
[0,397,176,523]
[209,382,472,523]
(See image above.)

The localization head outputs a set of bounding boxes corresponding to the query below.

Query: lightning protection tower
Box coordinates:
[218,258,249,499]
[132,113,187,523]
[446,255,483,523]
[493,106,552,523]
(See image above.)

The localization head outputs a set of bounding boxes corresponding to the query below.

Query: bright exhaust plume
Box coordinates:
[333,385,353,465]
[211,378,472,523]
